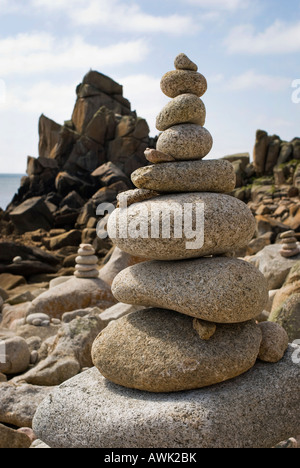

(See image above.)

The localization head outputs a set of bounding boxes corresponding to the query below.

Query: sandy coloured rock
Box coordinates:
[0,336,31,375]
[144,148,175,164]
[33,346,300,448]
[156,94,206,131]
[131,159,236,193]
[157,124,213,160]
[193,319,216,340]
[107,192,256,261]
[111,257,268,323]
[174,53,198,71]
[92,309,262,392]
[75,255,98,265]
[26,277,116,319]
[160,70,207,98]
[117,189,160,207]
[74,270,99,278]
[258,322,289,363]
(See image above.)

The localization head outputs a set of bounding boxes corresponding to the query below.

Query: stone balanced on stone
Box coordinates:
[280,230,300,258]
[91,54,286,393]
[33,55,300,449]
[74,244,99,279]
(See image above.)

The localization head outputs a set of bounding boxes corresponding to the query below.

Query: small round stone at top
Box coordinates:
[174,53,198,72]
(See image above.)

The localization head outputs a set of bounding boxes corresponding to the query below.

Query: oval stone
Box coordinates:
[107,192,256,261]
[112,257,269,323]
[157,124,213,160]
[131,160,236,193]
[160,70,207,98]
[156,94,206,131]
[92,309,262,392]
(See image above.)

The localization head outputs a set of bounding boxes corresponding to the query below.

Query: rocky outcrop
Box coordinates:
[5,70,155,235]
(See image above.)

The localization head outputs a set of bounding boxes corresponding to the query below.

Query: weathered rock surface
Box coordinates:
[156,94,206,131]
[157,124,213,160]
[160,70,207,98]
[258,322,289,363]
[0,423,31,448]
[12,314,104,386]
[174,53,198,71]
[92,309,262,392]
[246,244,300,290]
[33,346,300,448]
[0,382,53,427]
[27,277,116,318]
[108,193,256,261]
[131,159,236,193]
[111,258,268,323]
[0,336,31,375]
[98,247,145,286]
[269,293,300,341]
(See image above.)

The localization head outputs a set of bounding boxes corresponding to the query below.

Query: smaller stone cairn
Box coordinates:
[280,230,300,258]
[74,244,99,279]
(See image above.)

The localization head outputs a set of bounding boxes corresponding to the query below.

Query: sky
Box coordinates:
[0,0,300,173]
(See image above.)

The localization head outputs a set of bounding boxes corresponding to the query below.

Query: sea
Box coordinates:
[0,174,24,210]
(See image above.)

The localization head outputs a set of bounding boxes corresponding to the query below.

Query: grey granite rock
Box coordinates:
[160,70,207,98]
[131,159,236,193]
[107,192,256,261]
[258,322,289,363]
[92,309,262,392]
[111,257,269,323]
[157,124,213,160]
[156,94,206,131]
[174,53,198,71]
[33,346,300,448]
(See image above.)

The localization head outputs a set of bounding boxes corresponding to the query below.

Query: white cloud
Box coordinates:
[225,20,300,54]
[31,0,198,34]
[0,33,149,76]
[118,74,169,135]
[226,70,290,92]
[185,0,247,10]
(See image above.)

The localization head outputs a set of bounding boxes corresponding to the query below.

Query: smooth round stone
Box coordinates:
[74,270,99,279]
[107,192,256,261]
[156,94,206,131]
[131,159,236,193]
[117,189,160,208]
[258,322,289,363]
[156,124,213,160]
[111,257,268,323]
[144,148,175,164]
[92,308,262,392]
[174,53,198,71]
[281,237,297,244]
[282,243,298,250]
[80,244,94,250]
[32,319,42,327]
[77,248,95,256]
[75,255,98,265]
[75,264,97,272]
[160,70,207,98]
[26,313,50,325]
[280,248,300,258]
[280,231,295,239]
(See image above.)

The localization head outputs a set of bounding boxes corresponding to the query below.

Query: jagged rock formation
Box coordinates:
[4,70,155,235]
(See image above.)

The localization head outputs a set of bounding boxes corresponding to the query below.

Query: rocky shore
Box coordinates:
[0,62,299,448]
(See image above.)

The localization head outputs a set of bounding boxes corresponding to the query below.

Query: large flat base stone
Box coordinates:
[33,346,300,449]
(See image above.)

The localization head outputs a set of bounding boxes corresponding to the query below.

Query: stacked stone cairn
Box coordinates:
[74,244,99,279]
[91,54,289,393]
[280,230,300,258]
